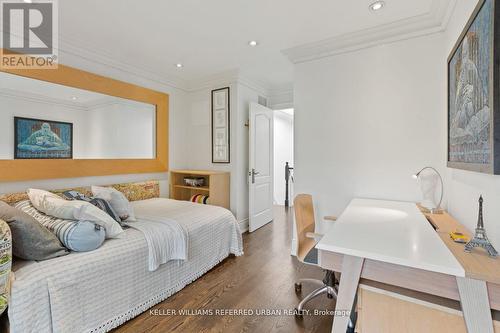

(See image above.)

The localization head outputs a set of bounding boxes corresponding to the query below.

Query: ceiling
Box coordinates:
[57,0,444,91]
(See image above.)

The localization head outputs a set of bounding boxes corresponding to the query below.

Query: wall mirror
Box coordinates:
[1,71,156,160]
[0,64,168,181]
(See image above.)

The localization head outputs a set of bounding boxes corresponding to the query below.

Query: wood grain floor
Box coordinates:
[113,206,335,333]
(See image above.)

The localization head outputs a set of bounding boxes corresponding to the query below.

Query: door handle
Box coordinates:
[250,168,260,184]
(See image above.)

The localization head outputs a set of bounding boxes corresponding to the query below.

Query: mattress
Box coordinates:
[8,198,243,333]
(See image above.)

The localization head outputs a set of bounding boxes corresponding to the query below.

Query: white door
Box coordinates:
[249,102,274,232]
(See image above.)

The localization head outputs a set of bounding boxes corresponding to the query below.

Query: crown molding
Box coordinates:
[57,34,191,92]
[0,88,88,110]
[282,0,456,64]
[185,69,241,92]
[85,98,153,110]
[267,84,294,109]
[0,87,152,112]
[58,34,279,96]
[58,34,281,96]
[236,75,271,97]
[185,68,272,96]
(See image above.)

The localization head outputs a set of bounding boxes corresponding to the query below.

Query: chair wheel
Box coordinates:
[294,308,303,319]
[294,283,302,292]
[327,293,334,299]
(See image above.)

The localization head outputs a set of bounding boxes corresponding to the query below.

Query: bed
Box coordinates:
[4,183,243,333]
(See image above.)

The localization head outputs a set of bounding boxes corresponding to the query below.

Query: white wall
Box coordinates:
[294,33,446,240]
[273,110,294,205]
[292,0,500,253]
[0,50,190,196]
[186,81,265,228]
[186,82,238,216]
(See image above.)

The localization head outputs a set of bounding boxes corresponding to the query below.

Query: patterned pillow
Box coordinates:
[15,200,105,252]
[0,220,12,316]
[61,191,122,224]
[190,194,210,204]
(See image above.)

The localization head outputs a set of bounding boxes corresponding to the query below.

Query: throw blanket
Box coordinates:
[126,215,188,271]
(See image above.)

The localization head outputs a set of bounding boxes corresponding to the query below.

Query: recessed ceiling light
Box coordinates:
[248,40,258,47]
[175,63,183,68]
[369,1,385,11]
[71,96,78,101]
[23,0,32,3]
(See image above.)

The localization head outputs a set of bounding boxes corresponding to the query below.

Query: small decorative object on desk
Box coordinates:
[450,231,469,244]
[184,177,205,187]
[464,196,498,258]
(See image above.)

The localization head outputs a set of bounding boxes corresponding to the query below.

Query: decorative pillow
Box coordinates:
[0,201,68,260]
[110,181,159,202]
[190,194,210,204]
[15,200,105,252]
[26,188,61,209]
[0,220,11,316]
[92,186,137,222]
[62,191,122,224]
[27,189,123,238]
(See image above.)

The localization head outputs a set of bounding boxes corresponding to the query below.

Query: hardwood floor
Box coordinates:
[113,206,335,333]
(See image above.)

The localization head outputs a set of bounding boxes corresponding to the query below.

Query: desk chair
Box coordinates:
[294,194,338,316]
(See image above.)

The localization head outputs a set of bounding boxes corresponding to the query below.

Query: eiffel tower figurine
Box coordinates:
[464,196,498,258]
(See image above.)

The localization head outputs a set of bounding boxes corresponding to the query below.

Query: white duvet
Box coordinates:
[9,198,243,333]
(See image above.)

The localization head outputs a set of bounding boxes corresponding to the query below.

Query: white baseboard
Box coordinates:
[238,218,249,233]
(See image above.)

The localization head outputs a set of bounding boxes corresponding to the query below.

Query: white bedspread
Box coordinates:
[9,198,243,333]
[127,204,188,271]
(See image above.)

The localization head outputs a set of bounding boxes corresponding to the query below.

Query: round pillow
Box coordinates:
[0,220,12,316]
[65,221,106,252]
[15,200,105,252]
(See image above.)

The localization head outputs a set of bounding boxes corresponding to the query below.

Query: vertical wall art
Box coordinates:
[212,87,230,163]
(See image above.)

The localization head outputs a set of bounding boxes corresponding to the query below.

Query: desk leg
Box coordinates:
[332,255,364,333]
[456,277,493,333]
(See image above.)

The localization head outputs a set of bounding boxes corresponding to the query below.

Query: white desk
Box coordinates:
[317,198,494,333]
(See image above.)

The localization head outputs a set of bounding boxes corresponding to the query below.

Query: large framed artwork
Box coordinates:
[14,117,73,159]
[448,0,500,174]
[211,87,230,163]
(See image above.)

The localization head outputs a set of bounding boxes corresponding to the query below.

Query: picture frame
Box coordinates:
[447,0,500,174]
[14,117,73,159]
[211,87,230,163]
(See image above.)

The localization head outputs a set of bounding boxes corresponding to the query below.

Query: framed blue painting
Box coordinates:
[448,0,500,174]
[14,117,73,159]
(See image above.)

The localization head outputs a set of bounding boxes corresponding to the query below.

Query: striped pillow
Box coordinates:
[15,200,105,252]
[190,194,209,204]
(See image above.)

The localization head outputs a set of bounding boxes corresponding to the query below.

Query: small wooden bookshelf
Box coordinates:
[170,170,230,209]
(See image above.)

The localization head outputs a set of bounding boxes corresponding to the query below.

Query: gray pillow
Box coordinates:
[0,201,69,261]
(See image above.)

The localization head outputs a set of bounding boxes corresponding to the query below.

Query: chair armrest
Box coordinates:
[324,216,337,222]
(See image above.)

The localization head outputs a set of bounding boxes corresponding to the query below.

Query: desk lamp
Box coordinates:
[412,166,444,214]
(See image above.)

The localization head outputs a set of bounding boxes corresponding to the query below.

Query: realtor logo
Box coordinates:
[1,0,58,69]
